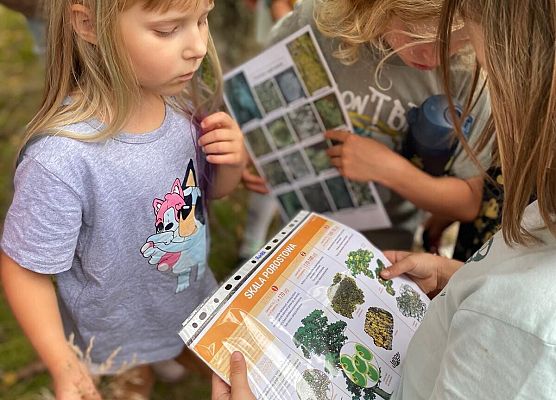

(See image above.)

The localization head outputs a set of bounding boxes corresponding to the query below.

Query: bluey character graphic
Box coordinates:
[140,160,207,293]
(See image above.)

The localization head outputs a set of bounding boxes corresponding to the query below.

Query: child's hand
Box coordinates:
[54,361,101,400]
[380,251,463,295]
[325,130,403,185]
[212,352,256,400]
[199,112,247,169]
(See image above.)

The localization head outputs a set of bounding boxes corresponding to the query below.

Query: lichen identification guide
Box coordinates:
[180,211,429,400]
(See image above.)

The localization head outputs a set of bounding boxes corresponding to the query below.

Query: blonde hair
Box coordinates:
[314,0,445,65]
[439,0,556,245]
[21,0,222,150]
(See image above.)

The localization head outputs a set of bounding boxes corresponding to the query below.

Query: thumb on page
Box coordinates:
[229,352,256,400]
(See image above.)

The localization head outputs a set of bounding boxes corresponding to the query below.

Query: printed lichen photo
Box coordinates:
[345,248,374,278]
[288,103,323,141]
[283,151,312,181]
[304,141,332,175]
[325,176,354,210]
[293,309,348,374]
[396,284,427,321]
[224,72,262,126]
[275,67,306,104]
[349,182,377,207]
[278,191,304,219]
[300,183,332,214]
[364,307,394,350]
[245,127,273,157]
[254,79,284,114]
[261,159,290,187]
[267,116,296,149]
[293,311,390,400]
[314,94,346,130]
[327,273,365,318]
[339,342,381,389]
[286,32,331,95]
[375,259,395,296]
[295,369,333,400]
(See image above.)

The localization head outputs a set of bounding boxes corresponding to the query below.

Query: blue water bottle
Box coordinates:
[403,95,474,176]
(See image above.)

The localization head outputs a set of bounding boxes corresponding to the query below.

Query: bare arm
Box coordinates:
[211,163,246,199]
[381,157,483,221]
[325,130,483,221]
[270,0,293,21]
[1,253,100,399]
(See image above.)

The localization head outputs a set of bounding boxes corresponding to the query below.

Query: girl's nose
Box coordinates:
[183,27,207,60]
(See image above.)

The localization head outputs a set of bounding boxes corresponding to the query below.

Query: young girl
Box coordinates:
[0,0,246,397]
[240,0,491,253]
[215,0,556,397]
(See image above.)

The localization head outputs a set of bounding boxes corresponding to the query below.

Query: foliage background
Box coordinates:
[0,2,267,399]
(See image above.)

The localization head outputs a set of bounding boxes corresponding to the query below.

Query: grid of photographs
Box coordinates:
[223,27,384,225]
[276,179,379,219]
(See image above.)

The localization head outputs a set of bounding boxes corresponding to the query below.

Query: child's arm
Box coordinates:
[325,130,483,221]
[1,253,101,400]
[199,112,248,199]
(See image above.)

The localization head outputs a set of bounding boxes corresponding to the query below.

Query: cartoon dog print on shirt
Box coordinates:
[140,160,207,293]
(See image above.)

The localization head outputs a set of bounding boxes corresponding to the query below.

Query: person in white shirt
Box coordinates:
[212,0,556,398]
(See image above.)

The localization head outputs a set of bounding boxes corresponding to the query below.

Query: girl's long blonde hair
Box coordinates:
[314,0,444,64]
[21,0,222,150]
[439,0,556,245]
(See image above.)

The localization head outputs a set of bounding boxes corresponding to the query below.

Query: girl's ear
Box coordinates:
[70,4,97,45]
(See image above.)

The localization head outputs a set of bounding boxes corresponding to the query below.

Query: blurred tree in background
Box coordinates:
[0,1,263,399]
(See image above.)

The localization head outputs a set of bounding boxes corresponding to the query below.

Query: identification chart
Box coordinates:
[223,26,391,231]
[181,211,429,399]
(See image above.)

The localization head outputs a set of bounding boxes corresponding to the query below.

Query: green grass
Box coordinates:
[0,7,48,398]
[0,4,264,399]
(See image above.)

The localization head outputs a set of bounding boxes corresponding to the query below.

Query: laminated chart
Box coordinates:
[223,26,391,231]
[181,212,429,400]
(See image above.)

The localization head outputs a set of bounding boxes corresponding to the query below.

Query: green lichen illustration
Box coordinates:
[293,310,347,367]
[364,308,394,350]
[340,342,392,400]
[296,369,332,400]
[396,284,427,321]
[345,249,374,278]
[294,311,391,399]
[375,259,395,296]
[340,344,380,388]
[328,274,365,318]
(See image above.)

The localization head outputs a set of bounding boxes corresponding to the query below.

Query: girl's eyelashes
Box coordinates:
[153,13,209,36]
[154,27,179,37]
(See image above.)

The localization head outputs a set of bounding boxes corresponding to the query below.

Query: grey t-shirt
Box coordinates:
[271,0,491,245]
[1,105,218,371]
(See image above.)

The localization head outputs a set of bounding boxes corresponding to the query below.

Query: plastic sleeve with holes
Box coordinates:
[179,211,429,400]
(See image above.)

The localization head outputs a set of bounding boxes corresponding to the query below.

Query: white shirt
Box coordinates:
[394,202,556,399]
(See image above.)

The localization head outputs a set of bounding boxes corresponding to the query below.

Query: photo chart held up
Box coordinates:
[223,26,391,231]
